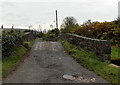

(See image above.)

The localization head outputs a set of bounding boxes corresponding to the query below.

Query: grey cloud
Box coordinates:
[0,1,119,28]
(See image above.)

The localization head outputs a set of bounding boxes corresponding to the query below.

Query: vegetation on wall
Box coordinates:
[2,30,23,58]
[60,17,120,46]
[2,29,35,78]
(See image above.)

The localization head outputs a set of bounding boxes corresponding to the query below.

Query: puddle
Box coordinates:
[63,74,96,83]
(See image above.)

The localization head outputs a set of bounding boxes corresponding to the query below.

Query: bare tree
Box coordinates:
[61,16,78,28]
[50,24,54,29]
[83,19,92,26]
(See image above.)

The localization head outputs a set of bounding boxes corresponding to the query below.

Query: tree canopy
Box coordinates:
[61,16,78,33]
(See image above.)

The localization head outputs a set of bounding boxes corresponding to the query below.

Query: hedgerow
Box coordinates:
[2,30,23,58]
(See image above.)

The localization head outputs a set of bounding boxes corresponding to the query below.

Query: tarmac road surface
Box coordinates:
[3,40,110,83]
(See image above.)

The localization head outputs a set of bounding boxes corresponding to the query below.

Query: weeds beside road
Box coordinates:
[61,40,120,83]
[2,40,35,78]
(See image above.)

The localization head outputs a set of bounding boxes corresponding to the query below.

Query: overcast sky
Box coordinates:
[0,0,120,30]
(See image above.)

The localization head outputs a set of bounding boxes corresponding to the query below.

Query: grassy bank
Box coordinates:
[61,40,119,84]
[2,40,35,78]
[111,46,120,60]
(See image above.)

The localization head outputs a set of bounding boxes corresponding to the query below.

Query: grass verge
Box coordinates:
[2,40,35,78]
[61,40,120,84]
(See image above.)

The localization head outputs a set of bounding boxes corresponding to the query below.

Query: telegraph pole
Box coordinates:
[1,25,3,29]
[55,10,58,29]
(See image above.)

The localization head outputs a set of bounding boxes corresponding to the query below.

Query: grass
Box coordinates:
[0,62,1,72]
[61,40,120,84]
[2,45,27,78]
[23,40,35,49]
[111,46,120,60]
[2,40,35,78]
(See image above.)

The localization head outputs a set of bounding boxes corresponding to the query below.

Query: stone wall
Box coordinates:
[22,32,35,41]
[59,33,111,60]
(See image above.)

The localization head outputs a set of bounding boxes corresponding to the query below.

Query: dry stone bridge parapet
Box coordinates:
[44,33,111,60]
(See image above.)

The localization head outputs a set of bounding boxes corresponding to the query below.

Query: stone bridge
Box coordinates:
[44,33,111,60]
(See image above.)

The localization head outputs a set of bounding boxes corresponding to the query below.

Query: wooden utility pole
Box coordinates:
[55,10,58,29]
[1,25,3,29]
[12,25,14,29]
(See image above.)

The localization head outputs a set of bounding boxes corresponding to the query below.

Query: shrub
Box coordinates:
[45,33,56,38]
[2,30,22,58]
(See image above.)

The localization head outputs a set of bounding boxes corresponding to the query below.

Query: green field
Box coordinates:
[111,46,120,60]
[61,40,120,83]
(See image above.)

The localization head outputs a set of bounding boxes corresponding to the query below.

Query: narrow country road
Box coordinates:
[3,40,110,83]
